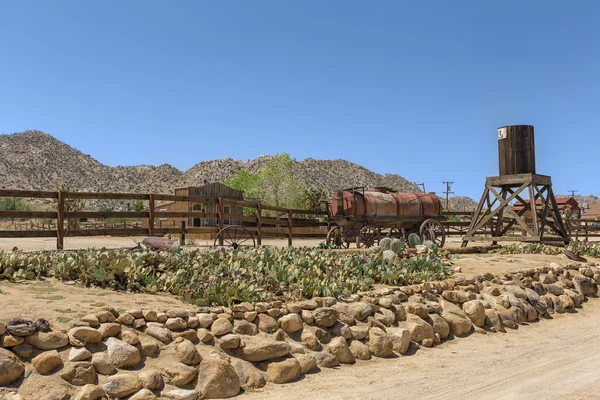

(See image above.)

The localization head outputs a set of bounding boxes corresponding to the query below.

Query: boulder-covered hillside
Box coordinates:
[0,130,419,194]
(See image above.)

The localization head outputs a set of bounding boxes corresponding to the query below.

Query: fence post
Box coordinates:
[57,191,65,250]
[256,203,262,246]
[180,220,186,246]
[218,197,224,246]
[287,209,293,247]
[148,194,155,237]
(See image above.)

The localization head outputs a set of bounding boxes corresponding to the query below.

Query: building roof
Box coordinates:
[513,197,579,211]
[582,203,600,221]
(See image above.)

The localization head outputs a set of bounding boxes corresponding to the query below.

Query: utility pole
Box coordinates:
[567,190,578,198]
[414,182,426,193]
[442,181,454,211]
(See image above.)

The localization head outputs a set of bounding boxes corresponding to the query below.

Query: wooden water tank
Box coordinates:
[497,125,536,176]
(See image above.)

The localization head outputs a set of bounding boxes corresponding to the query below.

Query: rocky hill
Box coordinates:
[0,130,419,195]
[447,196,479,212]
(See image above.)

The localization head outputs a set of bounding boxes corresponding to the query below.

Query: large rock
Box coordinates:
[163,389,199,400]
[211,318,234,336]
[219,334,240,349]
[484,309,506,333]
[300,329,320,350]
[398,314,434,343]
[102,374,142,398]
[139,335,161,357]
[197,358,241,398]
[0,348,24,385]
[59,362,96,386]
[462,300,486,327]
[231,358,266,389]
[72,384,105,400]
[347,302,373,321]
[145,326,172,344]
[174,337,202,365]
[387,328,411,354]
[278,314,303,333]
[314,351,340,368]
[573,276,597,296]
[427,314,450,339]
[265,358,301,384]
[233,320,258,336]
[441,290,471,303]
[166,317,188,330]
[106,337,141,368]
[294,354,318,373]
[25,331,68,350]
[69,347,92,362]
[12,343,33,358]
[368,327,394,357]
[349,325,369,340]
[98,323,121,339]
[239,336,291,362]
[312,307,339,328]
[327,337,355,364]
[349,340,371,360]
[440,299,473,336]
[129,388,158,400]
[545,284,564,296]
[32,350,63,374]
[92,352,114,375]
[68,327,102,347]
[1,334,23,347]
[405,302,428,319]
[374,308,396,326]
[139,369,163,390]
[255,314,278,333]
[6,319,37,337]
[162,363,198,386]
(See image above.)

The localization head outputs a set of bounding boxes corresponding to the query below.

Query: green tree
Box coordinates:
[224,153,311,211]
[134,200,145,212]
[0,197,30,211]
[301,187,329,210]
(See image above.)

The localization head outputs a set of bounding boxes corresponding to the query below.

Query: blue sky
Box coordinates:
[1,1,598,200]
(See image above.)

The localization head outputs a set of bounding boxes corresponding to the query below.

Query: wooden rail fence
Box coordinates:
[0,190,328,249]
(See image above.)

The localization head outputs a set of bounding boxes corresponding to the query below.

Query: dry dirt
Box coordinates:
[247,298,600,400]
[2,242,600,399]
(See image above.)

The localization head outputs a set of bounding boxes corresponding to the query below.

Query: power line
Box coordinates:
[443,181,454,211]
[567,190,578,198]
[414,182,426,193]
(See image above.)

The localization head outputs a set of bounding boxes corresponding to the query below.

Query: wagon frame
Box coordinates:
[325,187,447,249]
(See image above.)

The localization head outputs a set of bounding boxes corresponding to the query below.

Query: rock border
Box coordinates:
[0,261,597,399]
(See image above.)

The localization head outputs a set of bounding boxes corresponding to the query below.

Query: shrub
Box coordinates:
[0,247,450,306]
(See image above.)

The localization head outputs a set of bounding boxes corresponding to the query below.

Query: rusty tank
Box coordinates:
[327,187,446,249]
[330,188,442,219]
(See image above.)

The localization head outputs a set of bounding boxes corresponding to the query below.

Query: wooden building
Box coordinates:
[582,204,600,221]
[513,196,581,219]
[142,183,244,231]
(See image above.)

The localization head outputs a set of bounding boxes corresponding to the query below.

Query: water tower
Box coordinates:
[461,125,569,247]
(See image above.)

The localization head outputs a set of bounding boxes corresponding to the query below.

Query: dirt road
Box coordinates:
[248,298,600,400]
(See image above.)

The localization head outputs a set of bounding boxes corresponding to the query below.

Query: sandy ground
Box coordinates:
[3,241,600,399]
[0,236,325,252]
[0,235,520,252]
[247,298,600,400]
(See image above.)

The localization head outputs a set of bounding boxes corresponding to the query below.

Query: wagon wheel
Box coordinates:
[419,219,446,248]
[387,227,402,238]
[213,225,256,249]
[326,226,349,249]
[359,226,381,248]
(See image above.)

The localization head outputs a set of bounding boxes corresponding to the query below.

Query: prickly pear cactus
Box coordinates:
[390,238,405,254]
[407,233,421,248]
[379,237,392,251]
[382,249,397,263]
